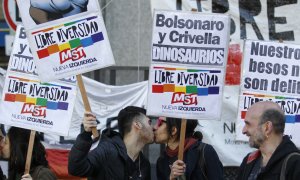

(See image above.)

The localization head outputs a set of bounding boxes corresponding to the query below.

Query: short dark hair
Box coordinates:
[165,117,202,141]
[117,106,146,137]
[7,127,48,179]
[260,109,285,134]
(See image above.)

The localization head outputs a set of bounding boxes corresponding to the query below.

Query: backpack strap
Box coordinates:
[197,143,208,180]
[280,152,300,180]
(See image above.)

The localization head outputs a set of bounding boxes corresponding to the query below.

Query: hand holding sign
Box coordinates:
[21,174,32,180]
[83,112,98,133]
[77,74,99,137]
[170,160,186,179]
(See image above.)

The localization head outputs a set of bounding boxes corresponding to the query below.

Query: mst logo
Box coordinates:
[21,103,46,117]
[171,92,198,105]
[59,46,86,64]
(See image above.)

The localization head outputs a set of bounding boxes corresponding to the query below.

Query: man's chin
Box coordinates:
[148,138,154,144]
[249,142,259,149]
[248,140,254,148]
[154,139,164,144]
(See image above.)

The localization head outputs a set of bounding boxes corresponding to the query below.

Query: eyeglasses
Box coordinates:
[155,118,166,128]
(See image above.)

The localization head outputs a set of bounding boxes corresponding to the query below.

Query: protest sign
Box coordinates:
[152,10,230,67]
[147,10,229,120]
[151,0,300,44]
[150,0,300,86]
[147,64,224,119]
[236,92,300,144]
[236,40,300,142]
[0,73,256,168]
[0,25,77,136]
[242,40,300,97]
[16,0,115,82]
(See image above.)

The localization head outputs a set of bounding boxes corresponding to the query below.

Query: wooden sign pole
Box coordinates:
[24,130,36,174]
[177,6,199,162]
[178,119,187,160]
[76,74,99,138]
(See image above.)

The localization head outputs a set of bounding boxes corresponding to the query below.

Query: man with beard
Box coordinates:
[68,106,154,180]
[237,101,300,180]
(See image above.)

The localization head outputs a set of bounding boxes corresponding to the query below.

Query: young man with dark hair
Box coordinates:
[68,106,154,180]
[237,101,300,180]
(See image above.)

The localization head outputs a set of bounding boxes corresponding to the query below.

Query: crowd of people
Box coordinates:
[0,101,299,179]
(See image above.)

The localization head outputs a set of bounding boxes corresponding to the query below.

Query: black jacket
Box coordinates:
[156,141,223,180]
[68,130,151,180]
[237,135,300,180]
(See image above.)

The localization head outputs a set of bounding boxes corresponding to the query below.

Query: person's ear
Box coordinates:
[264,121,272,137]
[133,121,143,130]
[171,126,177,136]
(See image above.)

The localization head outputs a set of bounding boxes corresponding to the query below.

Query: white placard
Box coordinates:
[0,25,77,136]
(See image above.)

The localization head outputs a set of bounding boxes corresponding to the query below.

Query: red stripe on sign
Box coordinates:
[152,85,164,93]
[4,93,16,102]
[241,111,247,119]
[37,48,49,59]
[153,66,165,69]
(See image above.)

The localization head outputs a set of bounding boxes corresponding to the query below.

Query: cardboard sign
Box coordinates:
[147,64,224,119]
[0,25,77,136]
[16,0,115,82]
[236,40,300,141]
[147,10,230,120]
[150,0,300,44]
[236,92,300,143]
[242,40,300,97]
[151,10,230,67]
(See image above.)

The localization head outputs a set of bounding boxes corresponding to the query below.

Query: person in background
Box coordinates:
[154,117,223,180]
[0,127,56,180]
[68,106,154,180]
[237,101,300,180]
[0,128,6,180]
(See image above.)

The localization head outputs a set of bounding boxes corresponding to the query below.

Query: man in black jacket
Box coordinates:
[237,101,300,180]
[68,106,154,180]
